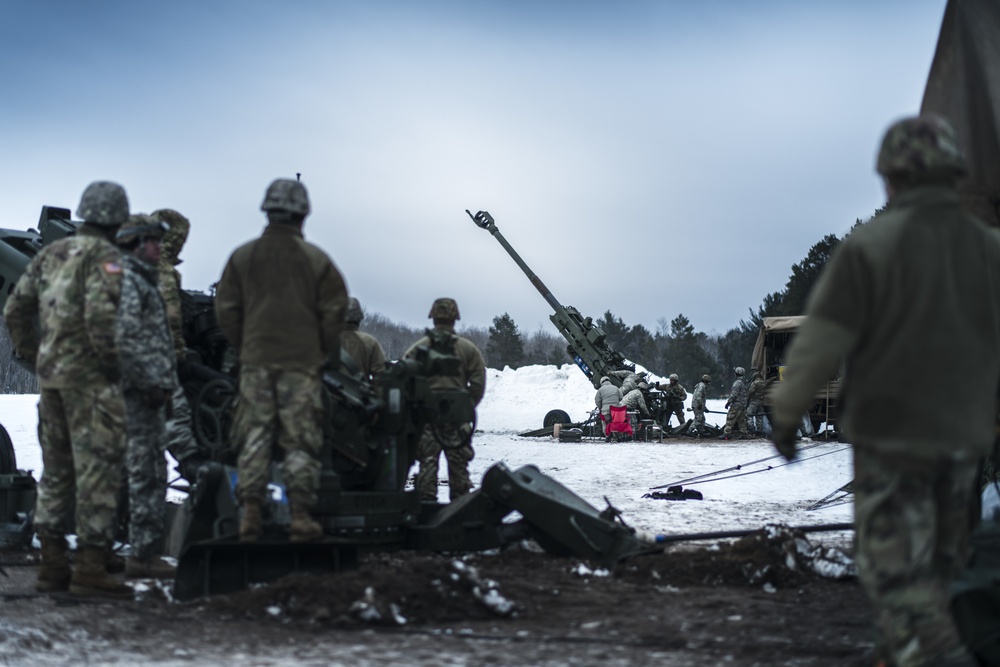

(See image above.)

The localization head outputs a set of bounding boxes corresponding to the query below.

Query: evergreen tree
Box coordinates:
[777,234,840,316]
[486,313,524,370]
[661,314,720,386]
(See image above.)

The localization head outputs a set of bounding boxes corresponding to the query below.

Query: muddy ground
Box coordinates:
[0,528,873,667]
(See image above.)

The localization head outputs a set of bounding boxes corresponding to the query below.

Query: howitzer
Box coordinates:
[0,204,655,596]
[468,210,632,390]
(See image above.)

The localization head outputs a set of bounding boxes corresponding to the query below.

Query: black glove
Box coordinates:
[724,402,730,409]
[144,387,168,410]
[178,457,207,483]
[771,419,799,461]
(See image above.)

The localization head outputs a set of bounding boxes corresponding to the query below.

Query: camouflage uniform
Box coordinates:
[117,244,177,561]
[770,116,994,667]
[745,373,767,433]
[151,209,201,470]
[723,373,749,437]
[661,377,687,427]
[608,370,639,395]
[215,180,348,512]
[405,299,486,502]
[4,227,125,550]
[621,388,650,418]
[690,377,709,435]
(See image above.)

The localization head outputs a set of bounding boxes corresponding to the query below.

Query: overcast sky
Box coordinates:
[0,0,947,335]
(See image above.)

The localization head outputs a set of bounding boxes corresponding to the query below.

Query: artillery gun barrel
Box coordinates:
[466,210,562,313]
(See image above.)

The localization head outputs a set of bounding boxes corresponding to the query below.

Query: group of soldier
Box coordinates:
[594,367,770,440]
[4,177,487,598]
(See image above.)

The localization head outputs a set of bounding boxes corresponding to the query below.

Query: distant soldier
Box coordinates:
[216,178,349,542]
[690,374,711,437]
[745,371,768,435]
[621,386,651,419]
[4,181,132,598]
[405,298,486,502]
[149,208,206,481]
[115,215,177,579]
[341,297,386,381]
[770,115,997,667]
[608,369,639,395]
[658,374,687,427]
[594,376,623,422]
[720,367,749,440]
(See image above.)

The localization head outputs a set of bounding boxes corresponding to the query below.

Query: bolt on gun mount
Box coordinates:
[468,209,632,390]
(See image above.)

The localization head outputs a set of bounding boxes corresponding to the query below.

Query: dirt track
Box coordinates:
[0,529,873,667]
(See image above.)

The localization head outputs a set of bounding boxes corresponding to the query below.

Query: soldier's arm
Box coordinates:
[3,260,41,361]
[116,273,162,390]
[214,256,244,350]
[159,265,186,362]
[369,340,386,375]
[317,259,348,367]
[465,343,487,407]
[84,249,124,380]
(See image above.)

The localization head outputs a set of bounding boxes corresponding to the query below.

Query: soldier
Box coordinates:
[4,181,132,598]
[341,297,386,381]
[115,215,176,579]
[689,374,711,437]
[658,374,687,427]
[745,370,768,435]
[215,178,349,542]
[621,386,651,419]
[608,369,639,395]
[720,366,749,440]
[405,298,486,502]
[594,376,623,423]
[149,208,207,481]
[770,115,997,667]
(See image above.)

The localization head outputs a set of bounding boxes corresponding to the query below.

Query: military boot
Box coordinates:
[105,547,126,574]
[69,546,132,599]
[125,555,177,579]
[239,499,263,543]
[36,536,72,593]
[288,497,322,543]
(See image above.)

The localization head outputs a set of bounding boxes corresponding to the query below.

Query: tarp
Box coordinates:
[751,316,806,372]
[921,0,1000,226]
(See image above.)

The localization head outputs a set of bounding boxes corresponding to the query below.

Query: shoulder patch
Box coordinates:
[103,261,122,274]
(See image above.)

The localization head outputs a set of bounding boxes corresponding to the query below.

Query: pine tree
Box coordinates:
[486,313,525,370]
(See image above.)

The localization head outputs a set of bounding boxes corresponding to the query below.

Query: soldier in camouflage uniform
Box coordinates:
[620,386,650,419]
[657,374,687,427]
[608,369,639,395]
[4,181,132,598]
[115,215,177,579]
[405,298,486,502]
[745,370,768,435]
[720,366,749,440]
[216,179,349,542]
[770,116,994,667]
[689,374,711,437]
[149,208,205,481]
[341,297,386,381]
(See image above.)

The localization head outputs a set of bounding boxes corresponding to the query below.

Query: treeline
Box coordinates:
[0,209,882,396]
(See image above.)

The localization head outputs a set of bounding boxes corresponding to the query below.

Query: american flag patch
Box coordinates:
[103,262,122,274]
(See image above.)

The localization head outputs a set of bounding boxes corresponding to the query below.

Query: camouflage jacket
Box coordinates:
[4,227,123,388]
[405,324,487,407]
[726,377,748,409]
[691,381,708,410]
[118,254,177,393]
[746,377,767,405]
[609,370,638,394]
[342,324,386,379]
[158,214,189,363]
[663,382,687,402]
[215,223,348,371]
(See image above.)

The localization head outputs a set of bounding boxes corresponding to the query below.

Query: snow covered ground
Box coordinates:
[2,364,854,541]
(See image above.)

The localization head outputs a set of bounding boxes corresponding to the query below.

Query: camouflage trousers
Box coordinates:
[165,381,200,465]
[746,400,765,433]
[723,404,748,435]
[123,391,167,559]
[232,365,323,507]
[854,446,978,667]
[691,408,706,433]
[666,401,685,428]
[35,384,126,549]
[416,424,474,502]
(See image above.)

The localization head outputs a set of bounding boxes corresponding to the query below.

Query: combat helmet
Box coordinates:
[76,181,129,227]
[735,367,745,376]
[261,178,310,216]
[345,297,364,325]
[702,374,711,382]
[151,209,190,264]
[669,373,679,381]
[876,114,967,179]
[428,297,460,321]
[116,214,168,246]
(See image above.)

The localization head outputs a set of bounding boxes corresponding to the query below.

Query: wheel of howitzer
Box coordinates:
[0,423,15,474]
[543,409,572,428]
[192,378,237,460]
